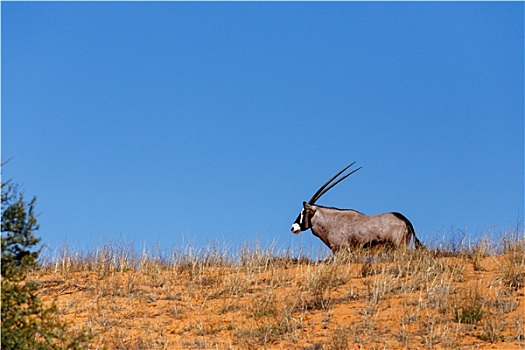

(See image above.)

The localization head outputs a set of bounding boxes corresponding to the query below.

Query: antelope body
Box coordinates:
[291,162,423,253]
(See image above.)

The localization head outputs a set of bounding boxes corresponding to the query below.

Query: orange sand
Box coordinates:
[37,250,524,349]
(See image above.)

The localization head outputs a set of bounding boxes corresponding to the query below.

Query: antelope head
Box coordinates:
[291,162,362,234]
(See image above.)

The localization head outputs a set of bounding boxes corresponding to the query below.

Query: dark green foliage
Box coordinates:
[2,182,41,282]
[1,181,90,349]
[454,305,484,324]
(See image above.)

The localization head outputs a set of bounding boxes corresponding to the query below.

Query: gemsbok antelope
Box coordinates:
[291,162,424,253]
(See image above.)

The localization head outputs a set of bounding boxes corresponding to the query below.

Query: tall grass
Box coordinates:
[36,231,524,349]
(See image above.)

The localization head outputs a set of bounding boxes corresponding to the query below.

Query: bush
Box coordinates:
[1,181,90,349]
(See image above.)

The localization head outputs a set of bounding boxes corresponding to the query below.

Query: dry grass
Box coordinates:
[35,232,524,349]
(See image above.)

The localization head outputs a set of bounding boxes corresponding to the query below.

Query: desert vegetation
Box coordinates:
[31,232,524,350]
[1,181,91,349]
[3,177,523,349]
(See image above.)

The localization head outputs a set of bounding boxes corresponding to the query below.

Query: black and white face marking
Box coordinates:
[291,209,305,234]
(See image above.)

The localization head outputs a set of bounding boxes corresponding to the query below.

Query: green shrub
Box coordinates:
[1,181,90,349]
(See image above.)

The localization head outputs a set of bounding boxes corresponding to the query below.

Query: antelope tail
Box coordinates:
[407,219,424,249]
[392,212,424,249]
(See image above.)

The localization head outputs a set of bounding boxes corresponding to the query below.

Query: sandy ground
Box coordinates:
[37,248,524,349]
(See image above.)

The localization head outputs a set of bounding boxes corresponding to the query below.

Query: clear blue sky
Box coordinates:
[2,2,523,256]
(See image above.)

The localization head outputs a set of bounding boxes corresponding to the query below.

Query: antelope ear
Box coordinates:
[303,202,315,215]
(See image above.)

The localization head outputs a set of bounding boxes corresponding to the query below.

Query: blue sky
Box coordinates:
[2,2,523,256]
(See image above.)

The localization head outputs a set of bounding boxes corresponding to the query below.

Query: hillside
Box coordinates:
[36,237,524,349]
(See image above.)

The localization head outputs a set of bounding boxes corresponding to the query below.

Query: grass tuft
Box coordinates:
[36,231,524,349]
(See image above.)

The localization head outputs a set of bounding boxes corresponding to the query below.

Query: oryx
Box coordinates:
[291,162,424,253]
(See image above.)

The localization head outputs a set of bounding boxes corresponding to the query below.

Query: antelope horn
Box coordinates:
[308,162,362,204]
